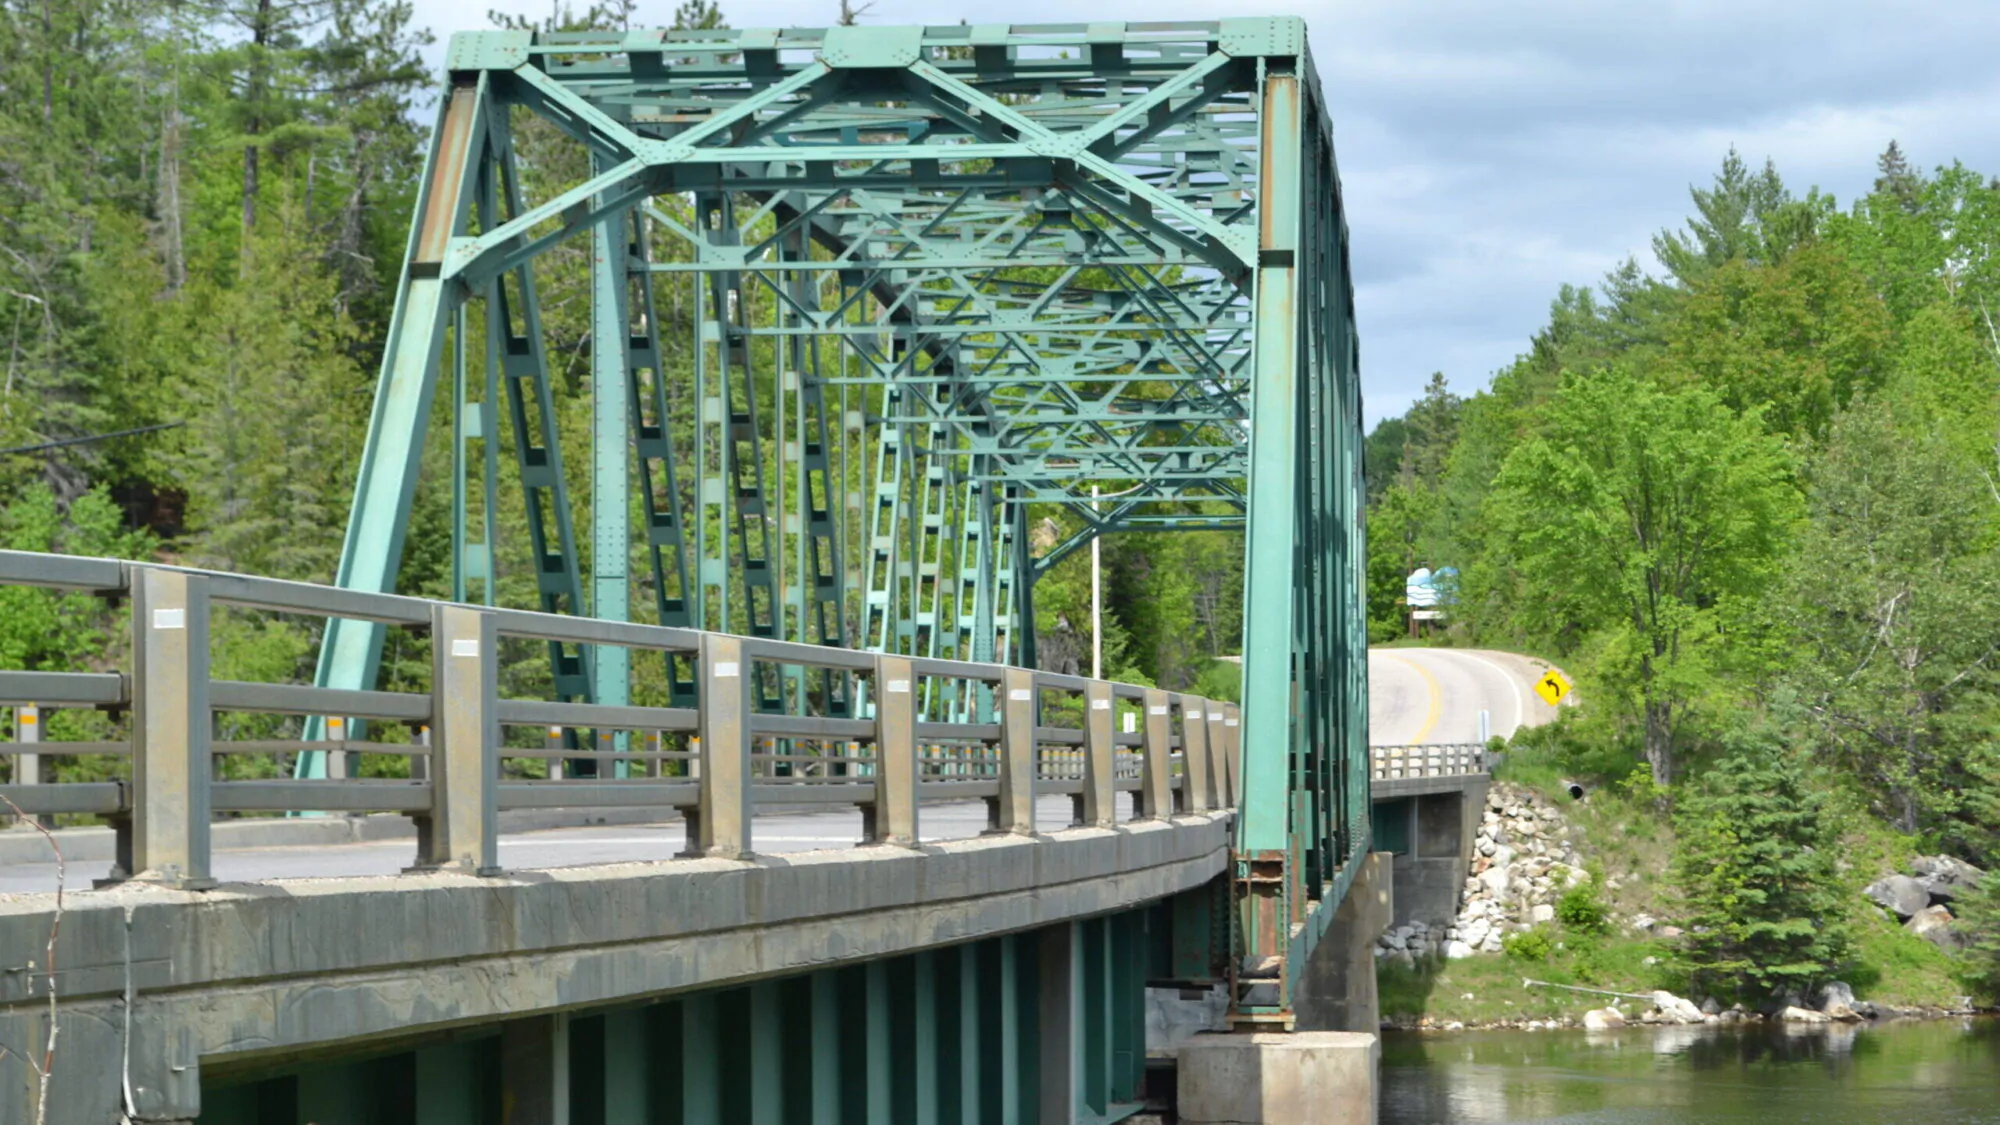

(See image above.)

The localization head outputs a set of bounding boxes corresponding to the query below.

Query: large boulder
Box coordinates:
[1817,981,1858,1015]
[1905,904,1964,950]
[1779,1006,1830,1024]
[1911,855,1985,904]
[1582,1008,1626,1030]
[1864,874,1931,919]
[1649,991,1705,1025]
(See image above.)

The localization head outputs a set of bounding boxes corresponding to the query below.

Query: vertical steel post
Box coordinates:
[991,667,1036,834]
[1237,67,1307,999]
[591,165,632,767]
[131,567,214,888]
[681,993,720,1125]
[749,980,785,1125]
[1180,695,1211,814]
[869,654,918,846]
[694,633,752,857]
[810,970,841,1125]
[864,960,892,1125]
[1037,923,1079,1125]
[1083,917,1111,1116]
[420,603,498,874]
[989,935,1022,1123]
[1140,689,1172,819]
[948,943,982,1125]
[1081,681,1115,828]
[501,1013,570,1125]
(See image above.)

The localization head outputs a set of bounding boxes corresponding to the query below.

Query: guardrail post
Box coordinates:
[131,567,215,889]
[868,654,918,846]
[989,667,1036,834]
[1141,689,1172,819]
[1221,704,1242,806]
[1180,695,1210,814]
[418,603,498,874]
[1081,681,1115,828]
[1206,708,1231,808]
[693,633,752,858]
[13,702,51,830]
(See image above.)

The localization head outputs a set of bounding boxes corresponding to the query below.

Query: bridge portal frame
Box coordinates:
[307,17,1365,1019]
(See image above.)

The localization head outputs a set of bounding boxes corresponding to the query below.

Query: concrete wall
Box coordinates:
[1386,781,1486,931]
[1294,851,1392,1034]
[0,813,1230,1123]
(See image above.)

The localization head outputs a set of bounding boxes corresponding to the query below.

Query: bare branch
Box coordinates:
[0,792,63,1125]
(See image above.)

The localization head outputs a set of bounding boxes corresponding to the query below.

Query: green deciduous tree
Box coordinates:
[1779,400,2000,856]
[1488,369,1798,786]
[1672,732,1852,1002]
[1666,243,1892,440]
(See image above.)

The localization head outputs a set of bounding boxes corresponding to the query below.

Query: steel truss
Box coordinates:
[308,17,1366,1019]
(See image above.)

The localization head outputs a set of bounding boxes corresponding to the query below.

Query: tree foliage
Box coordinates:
[1363,142,2000,989]
[1487,370,1797,785]
[1672,733,1852,1001]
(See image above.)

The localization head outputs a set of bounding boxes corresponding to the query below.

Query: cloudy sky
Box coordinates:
[411,0,2000,425]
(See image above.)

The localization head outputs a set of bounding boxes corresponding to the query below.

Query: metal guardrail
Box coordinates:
[0,549,1240,887]
[1368,743,1491,781]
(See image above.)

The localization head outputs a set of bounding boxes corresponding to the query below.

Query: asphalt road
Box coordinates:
[0,794,1119,895]
[1367,647,1562,746]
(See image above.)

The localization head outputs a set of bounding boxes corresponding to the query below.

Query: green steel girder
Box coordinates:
[313,17,1365,1020]
[202,921,1153,1124]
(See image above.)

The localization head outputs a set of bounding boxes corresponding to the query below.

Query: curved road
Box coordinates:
[1368,647,1563,746]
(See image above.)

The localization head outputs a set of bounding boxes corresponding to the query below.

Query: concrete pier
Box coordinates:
[1177,1031,1379,1125]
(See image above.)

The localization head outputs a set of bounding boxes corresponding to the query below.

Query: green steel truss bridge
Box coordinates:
[310,17,1365,1023]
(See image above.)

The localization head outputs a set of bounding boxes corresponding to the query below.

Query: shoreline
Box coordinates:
[1384,1006,1994,1033]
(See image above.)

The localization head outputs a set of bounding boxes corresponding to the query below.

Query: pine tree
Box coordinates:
[1672,733,1852,1002]
[1653,149,1824,284]
[1873,140,1921,210]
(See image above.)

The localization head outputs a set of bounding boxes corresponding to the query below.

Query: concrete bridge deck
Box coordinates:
[3,810,1231,1121]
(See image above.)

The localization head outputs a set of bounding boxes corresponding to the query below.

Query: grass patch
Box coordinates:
[1381,935,1678,1025]
[1845,909,1973,1007]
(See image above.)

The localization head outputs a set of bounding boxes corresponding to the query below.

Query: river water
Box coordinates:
[1380,1019,2000,1124]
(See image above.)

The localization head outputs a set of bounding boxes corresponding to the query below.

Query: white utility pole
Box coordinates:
[1090,485,1102,680]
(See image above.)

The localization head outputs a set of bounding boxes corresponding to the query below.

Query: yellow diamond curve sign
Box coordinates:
[1533,669,1571,707]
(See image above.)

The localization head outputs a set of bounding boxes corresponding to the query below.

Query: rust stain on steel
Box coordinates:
[1257,75,1300,250]
[415,84,480,267]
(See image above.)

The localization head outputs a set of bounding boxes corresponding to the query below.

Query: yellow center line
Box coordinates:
[1384,652,1445,744]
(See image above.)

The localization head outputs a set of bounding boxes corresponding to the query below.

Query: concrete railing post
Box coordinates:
[1207,708,1231,809]
[1140,689,1172,819]
[1081,681,1115,827]
[695,632,752,858]
[419,603,498,874]
[1222,704,1242,806]
[1180,695,1211,814]
[869,654,918,846]
[990,667,1036,834]
[130,567,215,889]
